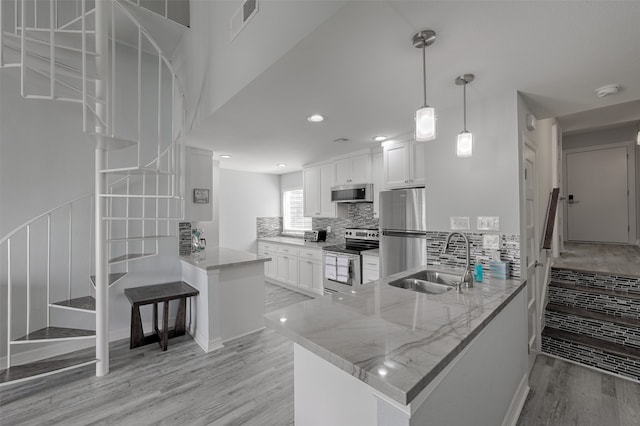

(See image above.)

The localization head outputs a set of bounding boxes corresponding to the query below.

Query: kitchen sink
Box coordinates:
[388,270,460,295]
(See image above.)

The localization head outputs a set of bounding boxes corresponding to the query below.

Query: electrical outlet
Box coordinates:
[477,216,500,231]
[450,217,470,231]
[483,234,500,250]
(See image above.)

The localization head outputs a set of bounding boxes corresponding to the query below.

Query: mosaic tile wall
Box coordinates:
[256,217,282,238]
[547,285,640,320]
[542,335,640,381]
[425,231,521,279]
[545,310,640,349]
[551,268,640,295]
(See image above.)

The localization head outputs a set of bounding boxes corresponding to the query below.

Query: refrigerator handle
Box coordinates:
[382,230,427,238]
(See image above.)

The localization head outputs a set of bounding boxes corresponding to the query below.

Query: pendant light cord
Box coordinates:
[422,41,427,108]
[463,81,467,132]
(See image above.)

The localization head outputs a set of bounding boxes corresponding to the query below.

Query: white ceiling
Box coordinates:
[186,1,640,174]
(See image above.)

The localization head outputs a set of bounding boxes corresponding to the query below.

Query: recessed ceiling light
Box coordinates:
[373,136,387,142]
[277,163,287,167]
[307,114,325,123]
[220,154,231,159]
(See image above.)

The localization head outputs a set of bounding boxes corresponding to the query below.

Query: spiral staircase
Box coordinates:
[0,0,188,385]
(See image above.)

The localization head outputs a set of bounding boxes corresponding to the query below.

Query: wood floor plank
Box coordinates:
[0,282,310,425]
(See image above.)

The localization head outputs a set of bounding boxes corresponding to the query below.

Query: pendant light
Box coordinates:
[412,30,436,141]
[455,74,474,157]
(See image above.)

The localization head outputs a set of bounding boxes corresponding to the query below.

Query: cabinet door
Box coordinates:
[319,163,336,217]
[287,256,299,286]
[371,151,383,218]
[362,268,380,284]
[384,143,409,189]
[310,260,323,294]
[261,250,276,278]
[349,154,371,184]
[335,158,351,185]
[409,141,427,186]
[298,259,314,291]
[276,254,290,282]
[303,167,321,217]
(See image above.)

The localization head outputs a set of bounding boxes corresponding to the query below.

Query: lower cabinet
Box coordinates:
[362,254,380,283]
[258,241,324,296]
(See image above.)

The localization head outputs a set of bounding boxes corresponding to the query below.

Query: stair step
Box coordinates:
[0,355,96,387]
[3,42,99,81]
[90,272,127,287]
[547,303,640,328]
[542,328,640,380]
[545,304,640,351]
[109,252,155,265]
[87,133,138,150]
[98,166,173,175]
[50,296,96,313]
[550,280,640,301]
[548,281,640,321]
[551,267,640,294]
[107,235,174,243]
[3,31,97,56]
[12,327,95,344]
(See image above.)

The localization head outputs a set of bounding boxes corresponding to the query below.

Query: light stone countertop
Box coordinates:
[258,236,332,249]
[180,247,270,271]
[265,265,526,406]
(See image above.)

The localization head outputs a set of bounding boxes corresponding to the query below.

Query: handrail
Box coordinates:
[0,192,93,245]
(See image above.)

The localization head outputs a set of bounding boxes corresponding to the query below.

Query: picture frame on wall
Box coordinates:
[193,188,210,204]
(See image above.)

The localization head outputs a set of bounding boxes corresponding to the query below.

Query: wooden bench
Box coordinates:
[124,281,199,351]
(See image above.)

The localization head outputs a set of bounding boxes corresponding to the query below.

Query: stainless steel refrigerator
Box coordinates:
[379,188,427,277]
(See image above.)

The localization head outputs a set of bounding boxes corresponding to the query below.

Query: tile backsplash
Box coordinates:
[256,217,282,237]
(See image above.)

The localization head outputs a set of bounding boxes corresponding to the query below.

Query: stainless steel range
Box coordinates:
[322,228,379,295]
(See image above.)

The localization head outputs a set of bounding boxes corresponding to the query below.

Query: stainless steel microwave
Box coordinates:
[330,183,373,203]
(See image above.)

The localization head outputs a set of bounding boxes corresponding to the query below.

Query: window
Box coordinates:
[282,188,311,235]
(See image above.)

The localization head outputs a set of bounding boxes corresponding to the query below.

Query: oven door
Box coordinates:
[323,252,361,294]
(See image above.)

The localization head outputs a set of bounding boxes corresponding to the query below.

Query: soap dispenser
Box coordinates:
[474,258,483,283]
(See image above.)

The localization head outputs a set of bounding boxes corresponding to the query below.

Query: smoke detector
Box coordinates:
[595,84,620,98]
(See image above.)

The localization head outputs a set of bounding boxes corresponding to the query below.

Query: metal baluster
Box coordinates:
[7,239,12,369]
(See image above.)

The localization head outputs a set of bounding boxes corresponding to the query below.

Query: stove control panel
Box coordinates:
[344,228,379,241]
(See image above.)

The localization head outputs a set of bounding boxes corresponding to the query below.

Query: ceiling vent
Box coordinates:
[332,137,350,143]
[230,0,259,41]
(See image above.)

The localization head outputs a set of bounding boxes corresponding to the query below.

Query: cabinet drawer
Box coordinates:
[362,255,379,270]
[298,248,323,261]
[258,242,273,252]
[274,244,299,256]
[258,250,273,261]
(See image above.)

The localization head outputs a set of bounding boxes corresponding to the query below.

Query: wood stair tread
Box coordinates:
[0,355,96,386]
[546,303,640,328]
[90,272,127,286]
[550,280,640,301]
[542,328,640,360]
[13,327,95,342]
[51,296,95,312]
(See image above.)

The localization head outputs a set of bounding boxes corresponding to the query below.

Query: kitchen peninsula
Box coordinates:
[265,266,528,426]
[181,247,270,353]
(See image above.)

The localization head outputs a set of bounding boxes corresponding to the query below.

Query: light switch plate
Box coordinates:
[477,216,500,231]
[483,234,500,250]
[450,217,470,231]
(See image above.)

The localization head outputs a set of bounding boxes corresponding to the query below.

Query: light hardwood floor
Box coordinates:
[0,282,311,425]
[3,284,640,425]
[517,354,640,426]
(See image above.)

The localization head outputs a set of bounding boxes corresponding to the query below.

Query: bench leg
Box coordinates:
[174,297,187,337]
[161,301,169,351]
[130,305,144,349]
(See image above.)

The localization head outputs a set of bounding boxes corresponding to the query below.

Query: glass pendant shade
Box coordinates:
[457,131,473,157]
[415,106,436,141]
[636,130,640,145]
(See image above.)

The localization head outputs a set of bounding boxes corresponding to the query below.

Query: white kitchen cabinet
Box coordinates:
[362,254,380,283]
[298,258,323,294]
[371,150,383,218]
[303,162,336,217]
[258,242,278,279]
[276,253,298,286]
[335,154,371,185]
[383,141,426,189]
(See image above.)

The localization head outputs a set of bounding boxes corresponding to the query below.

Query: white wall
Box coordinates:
[424,90,520,234]
[218,169,280,252]
[172,0,346,130]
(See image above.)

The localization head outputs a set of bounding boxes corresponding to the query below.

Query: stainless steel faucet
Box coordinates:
[442,232,474,293]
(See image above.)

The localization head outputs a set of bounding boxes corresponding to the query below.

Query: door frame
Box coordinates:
[562,141,636,244]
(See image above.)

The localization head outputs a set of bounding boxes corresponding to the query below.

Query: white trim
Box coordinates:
[501,373,530,426]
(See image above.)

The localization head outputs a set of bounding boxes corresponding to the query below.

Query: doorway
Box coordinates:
[564,142,634,244]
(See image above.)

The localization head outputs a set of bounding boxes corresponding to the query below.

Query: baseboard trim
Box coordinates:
[502,373,529,426]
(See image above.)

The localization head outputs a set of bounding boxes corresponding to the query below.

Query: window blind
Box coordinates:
[283,189,311,235]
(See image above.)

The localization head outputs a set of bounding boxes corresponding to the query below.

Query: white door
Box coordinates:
[566,145,629,243]
[524,140,539,372]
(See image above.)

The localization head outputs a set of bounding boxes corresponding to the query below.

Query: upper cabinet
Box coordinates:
[383,141,426,189]
[303,162,336,217]
[335,153,371,185]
